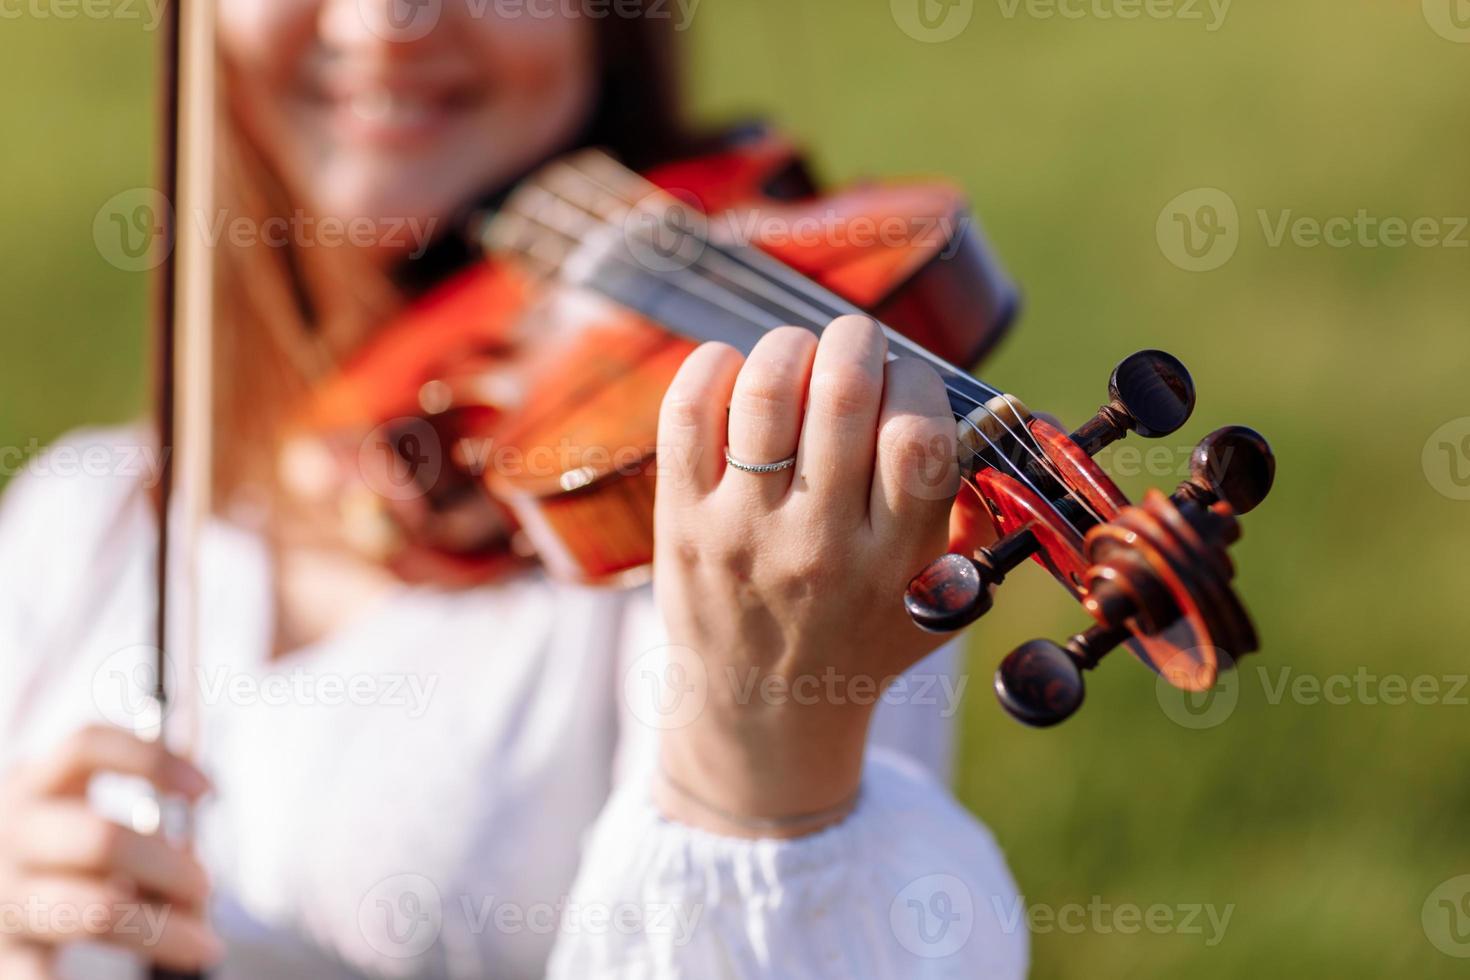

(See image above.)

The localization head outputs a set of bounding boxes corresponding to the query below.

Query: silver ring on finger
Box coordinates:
[724,448,797,475]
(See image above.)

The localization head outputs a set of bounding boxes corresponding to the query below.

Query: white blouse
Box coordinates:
[0,429,1027,979]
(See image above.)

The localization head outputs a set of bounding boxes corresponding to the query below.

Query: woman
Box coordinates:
[0,2,1027,977]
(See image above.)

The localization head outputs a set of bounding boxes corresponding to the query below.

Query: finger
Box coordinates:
[14,803,211,906]
[870,357,960,538]
[20,726,210,800]
[793,315,888,511]
[658,342,745,499]
[722,326,818,501]
[14,874,223,971]
[0,942,54,980]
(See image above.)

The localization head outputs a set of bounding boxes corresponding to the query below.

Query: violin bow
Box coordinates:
[150,0,216,977]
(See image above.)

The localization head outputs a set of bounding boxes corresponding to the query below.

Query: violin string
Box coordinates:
[498,193,1090,536]
[554,156,1104,529]
[500,200,1090,537]
[495,167,1101,534]
[564,154,1009,400]
[550,155,1105,528]
[499,173,1102,534]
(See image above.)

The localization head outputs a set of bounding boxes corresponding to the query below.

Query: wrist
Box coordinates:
[655,704,871,839]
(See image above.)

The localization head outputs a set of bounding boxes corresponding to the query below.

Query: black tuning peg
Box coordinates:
[994,623,1130,727]
[1070,350,1197,456]
[905,530,1038,634]
[1173,425,1275,515]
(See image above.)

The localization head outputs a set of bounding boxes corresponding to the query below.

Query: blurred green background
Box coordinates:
[3,1,1469,977]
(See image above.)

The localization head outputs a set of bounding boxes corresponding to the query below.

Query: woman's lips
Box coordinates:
[307,74,487,148]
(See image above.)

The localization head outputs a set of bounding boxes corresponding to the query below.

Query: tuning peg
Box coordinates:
[1173,425,1275,515]
[994,623,1129,727]
[1070,350,1197,456]
[905,529,1037,633]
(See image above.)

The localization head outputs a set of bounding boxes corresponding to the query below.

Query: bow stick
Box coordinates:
[149,1,216,977]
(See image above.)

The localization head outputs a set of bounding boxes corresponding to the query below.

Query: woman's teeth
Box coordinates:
[351,89,435,126]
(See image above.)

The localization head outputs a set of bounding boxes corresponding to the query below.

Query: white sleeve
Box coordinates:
[0,426,151,768]
[548,749,1027,979]
[551,589,1027,979]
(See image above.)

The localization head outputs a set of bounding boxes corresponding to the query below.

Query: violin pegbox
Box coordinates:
[904,351,1275,728]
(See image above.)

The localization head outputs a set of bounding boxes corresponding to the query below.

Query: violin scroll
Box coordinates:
[905,351,1275,726]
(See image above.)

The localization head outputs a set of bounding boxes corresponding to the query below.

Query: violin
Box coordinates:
[301,129,1275,728]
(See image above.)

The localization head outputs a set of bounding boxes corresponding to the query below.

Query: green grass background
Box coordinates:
[2,2,1469,976]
